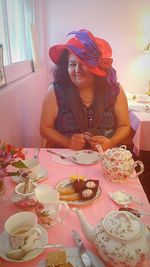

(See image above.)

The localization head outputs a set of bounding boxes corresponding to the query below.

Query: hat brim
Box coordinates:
[49,44,107,77]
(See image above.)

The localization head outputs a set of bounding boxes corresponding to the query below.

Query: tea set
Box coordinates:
[96,144,144,183]
[1,146,150,267]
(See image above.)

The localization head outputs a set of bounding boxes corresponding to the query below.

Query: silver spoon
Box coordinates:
[7,243,64,260]
[34,148,40,159]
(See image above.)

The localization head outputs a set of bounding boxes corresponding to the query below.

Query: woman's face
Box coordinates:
[68,53,95,89]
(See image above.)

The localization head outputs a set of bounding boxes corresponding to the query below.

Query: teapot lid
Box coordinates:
[103,211,144,240]
[105,146,132,161]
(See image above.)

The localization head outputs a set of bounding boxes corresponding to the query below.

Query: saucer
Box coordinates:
[109,191,133,205]
[55,178,102,206]
[11,166,48,183]
[71,150,102,165]
[0,224,48,262]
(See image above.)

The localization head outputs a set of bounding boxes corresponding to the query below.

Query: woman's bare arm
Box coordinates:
[110,86,131,146]
[40,84,70,148]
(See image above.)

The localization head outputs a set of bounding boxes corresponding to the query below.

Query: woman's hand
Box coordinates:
[90,135,113,151]
[69,134,86,150]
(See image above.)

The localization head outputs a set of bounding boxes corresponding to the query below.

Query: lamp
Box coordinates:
[144,42,150,52]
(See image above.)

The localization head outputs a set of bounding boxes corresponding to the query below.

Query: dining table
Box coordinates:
[0,148,150,267]
[127,98,150,156]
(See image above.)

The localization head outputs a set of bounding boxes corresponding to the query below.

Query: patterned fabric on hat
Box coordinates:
[66,30,101,68]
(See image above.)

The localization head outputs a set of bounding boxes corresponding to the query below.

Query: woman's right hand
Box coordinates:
[69,134,86,150]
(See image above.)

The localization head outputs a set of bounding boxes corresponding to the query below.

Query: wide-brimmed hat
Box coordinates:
[49,29,113,77]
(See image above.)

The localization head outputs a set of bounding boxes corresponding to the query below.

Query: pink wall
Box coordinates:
[0,68,48,147]
[45,0,150,93]
[1,0,150,147]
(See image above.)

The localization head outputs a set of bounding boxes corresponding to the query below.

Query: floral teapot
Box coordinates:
[96,145,144,183]
[73,208,150,267]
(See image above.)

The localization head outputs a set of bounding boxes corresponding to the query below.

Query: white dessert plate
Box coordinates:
[109,191,134,205]
[11,166,48,183]
[0,224,48,262]
[52,155,75,166]
[71,150,102,165]
[55,178,102,206]
[38,247,105,267]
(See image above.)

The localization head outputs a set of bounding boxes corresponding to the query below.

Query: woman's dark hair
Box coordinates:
[53,49,72,87]
[53,49,119,96]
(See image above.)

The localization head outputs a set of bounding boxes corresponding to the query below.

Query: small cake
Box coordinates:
[46,250,74,267]
[59,192,80,201]
[57,184,76,195]
[79,188,96,200]
[85,179,99,192]
[46,251,66,266]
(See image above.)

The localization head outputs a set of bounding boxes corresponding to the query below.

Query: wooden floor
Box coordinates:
[126,145,150,202]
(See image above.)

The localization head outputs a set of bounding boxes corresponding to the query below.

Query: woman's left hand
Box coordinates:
[90,135,113,151]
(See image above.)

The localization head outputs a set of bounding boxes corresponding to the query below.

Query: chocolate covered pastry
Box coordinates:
[79,188,96,200]
[85,179,99,192]
[72,179,85,192]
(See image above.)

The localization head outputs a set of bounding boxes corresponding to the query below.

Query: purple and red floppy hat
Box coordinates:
[49,29,113,77]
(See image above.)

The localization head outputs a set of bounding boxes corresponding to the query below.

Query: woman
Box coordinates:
[40,29,130,151]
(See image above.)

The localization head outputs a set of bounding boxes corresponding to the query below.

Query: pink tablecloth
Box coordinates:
[129,111,150,155]
[0,148,150,267]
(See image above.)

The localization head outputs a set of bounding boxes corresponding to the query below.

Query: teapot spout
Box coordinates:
[73,208,94,243]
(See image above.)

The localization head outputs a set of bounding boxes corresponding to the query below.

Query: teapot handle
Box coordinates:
[119,145,127,150]
[134,161,144,177]
[115,212,131,225]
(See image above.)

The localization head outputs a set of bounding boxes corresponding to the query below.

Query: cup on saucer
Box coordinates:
[4,212,41,250]
[12,182,37,209]
[20,159,40,180]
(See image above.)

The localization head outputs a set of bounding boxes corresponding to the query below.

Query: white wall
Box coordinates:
[45,0,150,93]
[1,0,150,147]
[0,1,49,148]
[0,69,48,147]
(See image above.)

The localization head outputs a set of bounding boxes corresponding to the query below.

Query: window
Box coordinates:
[0,0,35,84]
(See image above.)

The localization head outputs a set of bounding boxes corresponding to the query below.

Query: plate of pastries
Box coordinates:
[55,175,102,206]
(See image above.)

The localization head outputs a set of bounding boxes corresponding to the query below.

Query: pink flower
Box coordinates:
[0,142,26,179]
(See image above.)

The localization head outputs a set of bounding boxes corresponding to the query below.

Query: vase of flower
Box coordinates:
[0,142,27,198]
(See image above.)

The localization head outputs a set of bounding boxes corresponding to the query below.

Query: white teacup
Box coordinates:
[4,212,41,250]
[35,184,69,228]
[21,159,40,180]
[12,182,37,209]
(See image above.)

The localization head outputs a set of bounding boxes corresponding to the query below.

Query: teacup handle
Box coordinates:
[56,201,69,225]
[21,227,42,250]
[34,227,42,238]
[134,160,144,177]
